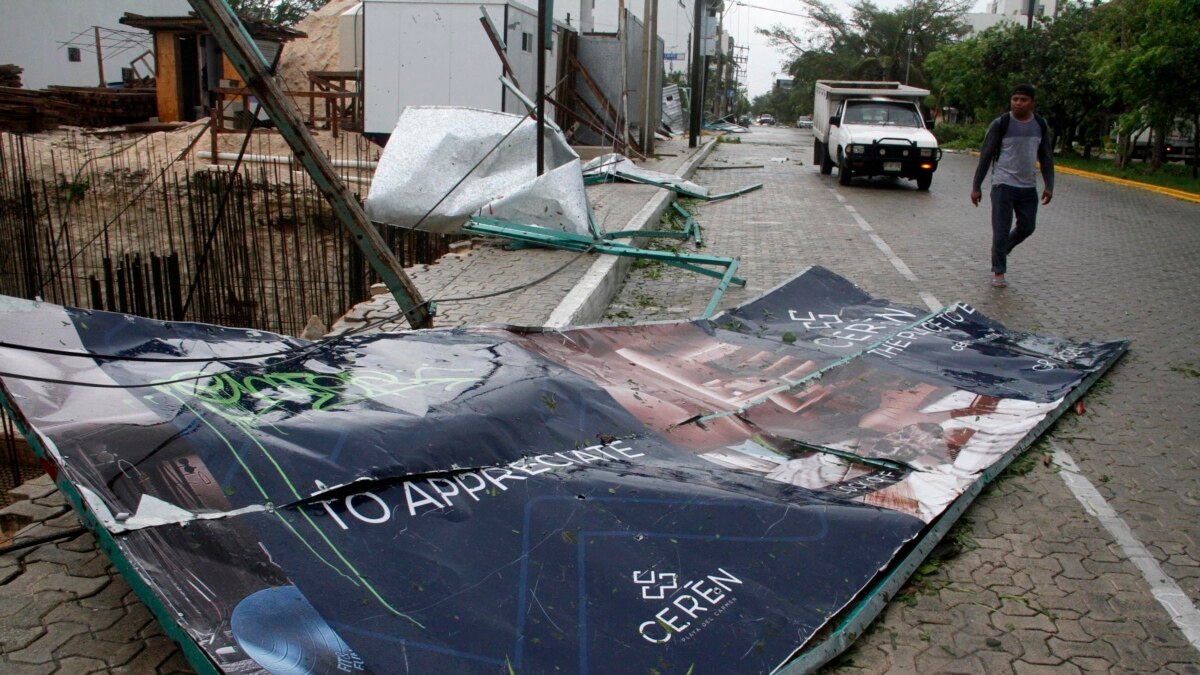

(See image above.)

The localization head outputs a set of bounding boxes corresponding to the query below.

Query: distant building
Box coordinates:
[965,0,1057,32]
[0,0,190,90]
[120,13,306,124]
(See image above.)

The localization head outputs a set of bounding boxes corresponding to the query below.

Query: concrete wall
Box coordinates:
[567,0,693,77]
[0,0,190,90]
[574,11,662,146]
[362,0,568,134]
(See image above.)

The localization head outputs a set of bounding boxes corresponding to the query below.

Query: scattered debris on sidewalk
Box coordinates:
[583,152,763,200]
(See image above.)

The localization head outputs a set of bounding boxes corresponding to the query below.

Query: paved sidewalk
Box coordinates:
[330,135,714,333]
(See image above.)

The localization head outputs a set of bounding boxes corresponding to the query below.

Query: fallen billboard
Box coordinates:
[0,267,1125,674]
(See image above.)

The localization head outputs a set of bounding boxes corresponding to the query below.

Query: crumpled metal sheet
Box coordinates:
[366,107,594,236]
[582,152,711,197]
[0,267,1127,674]
[661,84,685,133]
[705,119,750,133]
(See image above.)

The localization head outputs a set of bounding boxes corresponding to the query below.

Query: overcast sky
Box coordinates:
[728,0,991,99]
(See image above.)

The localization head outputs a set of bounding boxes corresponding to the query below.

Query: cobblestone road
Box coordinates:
[610,125,1200,673]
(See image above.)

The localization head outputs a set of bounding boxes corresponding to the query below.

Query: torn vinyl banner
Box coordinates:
[365,107,593,236]
[0,267,1126,674]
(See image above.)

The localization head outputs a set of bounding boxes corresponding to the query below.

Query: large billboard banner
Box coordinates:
[0,267,1125,674]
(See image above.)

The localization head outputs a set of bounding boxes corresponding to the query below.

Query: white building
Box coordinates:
[358,0,570,135]
[965,0,1058,33]
[573,0,703,76]
[0,0,190,90]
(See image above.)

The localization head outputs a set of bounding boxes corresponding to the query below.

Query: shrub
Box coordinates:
[934,122,987,150]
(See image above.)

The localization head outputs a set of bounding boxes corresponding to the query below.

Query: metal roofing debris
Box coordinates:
[661,83,685,133]
[365,106,594,236]
[582,152,763,201]
[704,119,750,133]
[463,216,741,317]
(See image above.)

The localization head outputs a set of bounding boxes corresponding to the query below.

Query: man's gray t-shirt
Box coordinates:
[993,117,1041,189]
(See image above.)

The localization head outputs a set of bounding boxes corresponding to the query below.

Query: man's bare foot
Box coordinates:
[992,275,1008,288]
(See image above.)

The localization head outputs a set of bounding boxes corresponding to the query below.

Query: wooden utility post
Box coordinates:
[94,27,106,88]
[639,0,658,154]
[186,0,432,328]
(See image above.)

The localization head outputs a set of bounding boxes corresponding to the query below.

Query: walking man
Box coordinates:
[970,84,1055,288]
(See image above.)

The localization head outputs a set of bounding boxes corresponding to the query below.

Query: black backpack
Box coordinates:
[997,111,1049,142]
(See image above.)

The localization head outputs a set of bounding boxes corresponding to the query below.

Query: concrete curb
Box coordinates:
[1055,164,1200,204]
[545,140,719,328]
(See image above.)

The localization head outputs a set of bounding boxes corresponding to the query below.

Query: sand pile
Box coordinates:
[278,0,362,92]
[13,120,379,179]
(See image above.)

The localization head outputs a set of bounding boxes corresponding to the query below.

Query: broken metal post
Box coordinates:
[186,0,433,328]
[479,10,519,88]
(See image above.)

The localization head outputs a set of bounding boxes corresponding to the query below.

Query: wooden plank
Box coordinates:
[569,55,627,145]
[222,55,238,82]
[155,31,181,123]
[478,16,519,89]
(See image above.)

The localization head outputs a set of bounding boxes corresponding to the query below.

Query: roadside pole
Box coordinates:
[186,0,432,328]
[688,0,703,147]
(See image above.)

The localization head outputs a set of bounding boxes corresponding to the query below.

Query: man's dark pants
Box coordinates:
[990,184,1039,274]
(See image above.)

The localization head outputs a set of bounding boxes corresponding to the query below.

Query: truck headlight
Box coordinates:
[851,145,865,155]
[920,148,933,158]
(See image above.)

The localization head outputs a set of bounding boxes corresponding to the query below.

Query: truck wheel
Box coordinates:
[916,174,932,191]
[819,142,834,175]
[813,140,822,166]
[838,153,852,186]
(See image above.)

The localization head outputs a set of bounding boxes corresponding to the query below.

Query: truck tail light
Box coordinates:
[920,163,934,170]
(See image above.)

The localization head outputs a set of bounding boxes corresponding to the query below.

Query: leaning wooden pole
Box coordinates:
[187,0,433,328]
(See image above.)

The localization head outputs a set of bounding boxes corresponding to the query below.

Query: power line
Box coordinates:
[731,1,810,19]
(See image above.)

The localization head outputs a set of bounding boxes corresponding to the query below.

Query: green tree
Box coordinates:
[758,0,971,111]
[229,0,329,26]
[1030,3,1108,157]
[750,85,804,122]
[1090,0,1200,171]
[927,3,1109,154]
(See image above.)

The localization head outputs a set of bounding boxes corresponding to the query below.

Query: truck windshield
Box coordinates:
[843,102,922,128]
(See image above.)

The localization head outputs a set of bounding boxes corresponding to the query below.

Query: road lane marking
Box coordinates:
[832,192,940,311]
[828,179,1200,654]
[1052,442,1200,651]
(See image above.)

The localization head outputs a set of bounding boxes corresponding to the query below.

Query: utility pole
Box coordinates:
[731,44,748,113]
[639,0,658,153]
[187,0,433,328]
[712,11,724,116]
[94,27,106,88]
[688,0,703,146]
[905,0,915,85]
[538,0,548,175]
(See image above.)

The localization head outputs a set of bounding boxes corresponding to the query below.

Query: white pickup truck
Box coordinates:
[813,81,941,190]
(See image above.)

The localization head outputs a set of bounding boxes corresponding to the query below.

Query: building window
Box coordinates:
[68,47,81,63]
[522,32,533,52]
